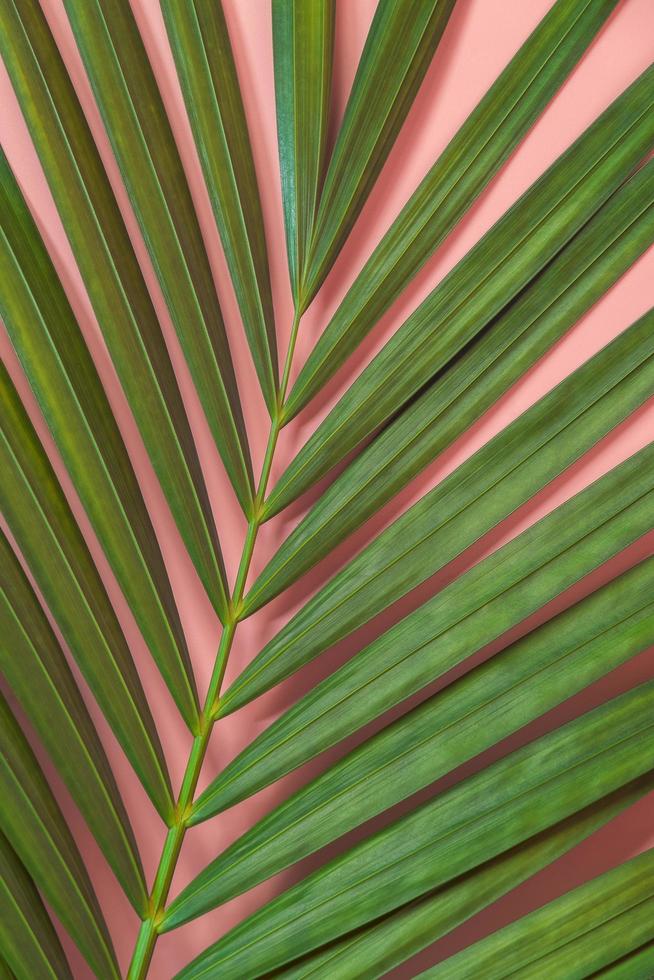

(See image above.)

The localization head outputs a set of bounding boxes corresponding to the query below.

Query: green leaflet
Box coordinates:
[272,0,335,303]
[0,833,72,980]
[593,943,654,979]
[160,0,278,411]
[275,778,654,980]
[187,559,654,910]
[0,152,201,727]
[0,364,173,822]
[0,532,147,914]
[213,443,654,774]
[170,451,654,929]
[0,695,119,980]
[285,0,621,420]
[424,847,654,979]
[61,0,258,477]
[0,0,253,554]
[266,66,654,515]
[173,681,654,976]
[248,161,654,610]
[221,313,654,714]
[300,0,457,307]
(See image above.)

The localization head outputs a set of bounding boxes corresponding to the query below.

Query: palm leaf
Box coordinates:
[157,0,280,415]
[61,0,261,473]
[272,0,335,304]
[0,832,73,980]
[170,463,654,917]
[1,2,652,977]
[0,0,253,543]
[0,531,146,913]
[0,694,119,979]
[246,251,654,613]
[275,778,654,980]
[0,151,201,725]
[284,0,622,420]
[191,560,654,836]
[249,163,654,610]
[0,364,173,820]
[220,373,654,716]
[188,557,654,879]
[174,680,654,975]
[594,943,654,979]
[266,66,654,515]
[300,0,457,307]
[424,847,654,979]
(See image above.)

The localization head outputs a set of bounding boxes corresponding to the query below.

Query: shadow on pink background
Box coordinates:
[1,0,653,976]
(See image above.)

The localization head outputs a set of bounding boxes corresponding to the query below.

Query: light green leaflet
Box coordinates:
[160,0,279,413]
[173,681,654,976]
[0,833,73,980]
[266,65,654,515]
[0,152,201,727]
[169,452,654,929]
[276,778,654,980]
[0,364,173,822]
[183,567,654,929]
[61,0,259,475]
[213,443,654,782]
[186,559,654,909]
[300,0,457,307]
[284,0,621,420]
[0,695,119,980]
[246,162,654,612]
[424,847,654,979]
[272,0,335,304]
[0,532,147,913]
[594,943,654,979]
[220,311,654,715]
[0,0,254,540]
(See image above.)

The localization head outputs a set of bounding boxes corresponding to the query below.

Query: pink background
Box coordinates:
[2,0,654,976]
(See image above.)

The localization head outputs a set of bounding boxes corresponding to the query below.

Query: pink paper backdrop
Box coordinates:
[2,0,653,976]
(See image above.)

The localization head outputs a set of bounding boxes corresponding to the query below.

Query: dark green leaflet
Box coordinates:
[592,942,654,979]
[284,0,621,420]
[275,779,654,980]
[222,310,654,715]
[212,443,654,778]
[247,161,654,612]
[300,0,457,307]
[160,0,279,412]
[0,532,147,913]
[168,450,654,930]
[0,833,72,980]
[0,695,119,980]
[266,66,654,516]
[187,559,654,910]
[0,0,253,569]
[61,0,259,469]
[0,364,173,822]
[273,0,335,303]
[173,681,654,976]
[422,847,654,979]
[0,151,200,728]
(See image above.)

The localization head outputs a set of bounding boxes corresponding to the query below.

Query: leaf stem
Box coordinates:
[126,309,302,979]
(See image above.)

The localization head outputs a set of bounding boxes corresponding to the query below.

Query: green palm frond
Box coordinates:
[1,0,652,977]
[423,847,654,979]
